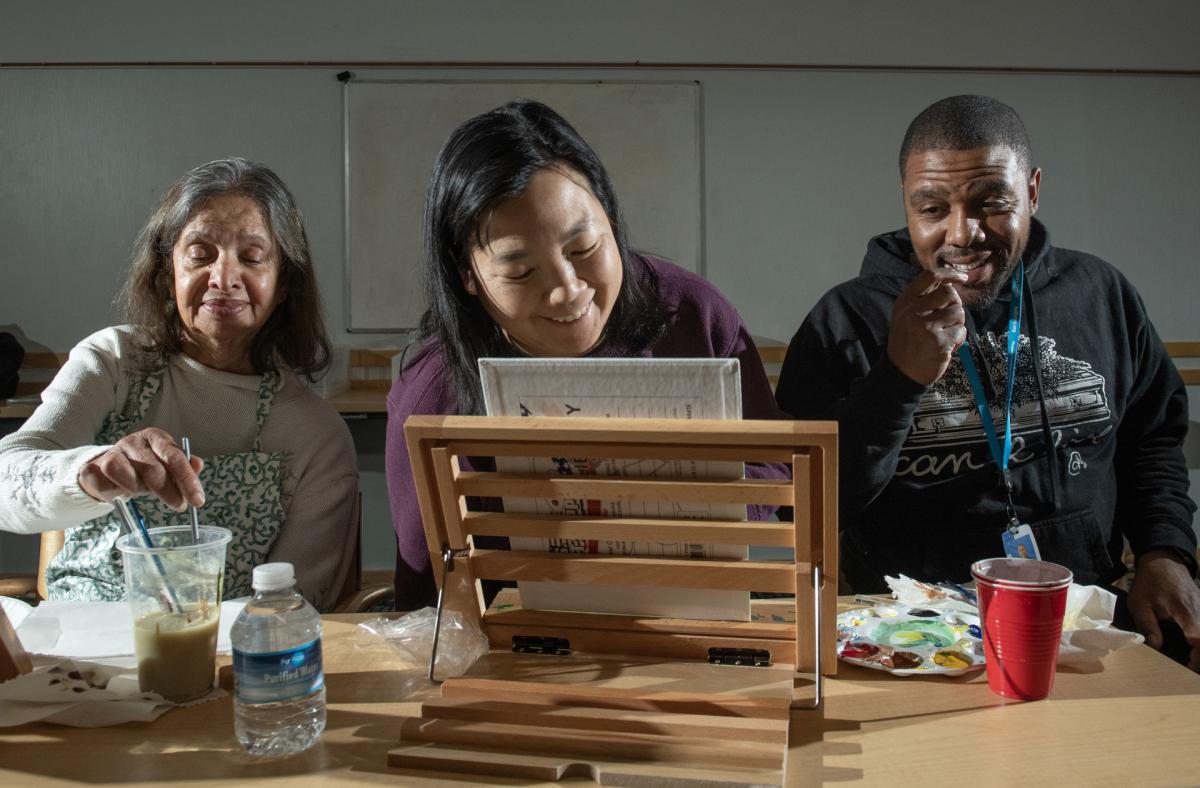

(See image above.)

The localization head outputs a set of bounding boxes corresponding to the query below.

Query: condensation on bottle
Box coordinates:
[230,562,326,758]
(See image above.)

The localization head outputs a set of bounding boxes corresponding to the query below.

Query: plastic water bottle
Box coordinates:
[231,562,326,758]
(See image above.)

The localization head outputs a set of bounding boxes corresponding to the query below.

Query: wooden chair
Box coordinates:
[0,508,387,613]
[754,337,787,387]
[0,530,65,601]
[1165,341,1200,386]
[389,415,837,786]
[333,493,395,613]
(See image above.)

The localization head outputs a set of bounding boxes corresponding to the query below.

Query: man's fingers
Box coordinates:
[909,268,968,297]
[925,303,966,327]
[908,284,965,316]
[948,324,968,351]
[1129,599,1165,650]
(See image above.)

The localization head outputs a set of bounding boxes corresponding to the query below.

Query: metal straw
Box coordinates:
[181,437,200,543]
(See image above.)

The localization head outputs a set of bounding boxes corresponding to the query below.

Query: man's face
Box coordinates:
[902,146,1040,308]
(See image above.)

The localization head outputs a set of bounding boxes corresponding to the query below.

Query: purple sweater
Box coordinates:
[385,255,788,610]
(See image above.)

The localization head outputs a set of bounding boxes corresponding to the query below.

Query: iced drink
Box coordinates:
[134,606,220,702]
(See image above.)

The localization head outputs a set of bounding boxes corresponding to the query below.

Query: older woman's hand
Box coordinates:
[78,428,205,511]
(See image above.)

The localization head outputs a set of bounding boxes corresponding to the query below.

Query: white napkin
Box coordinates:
[1056,584,1144,665]
[11,599,247,658]
[0,658,222,727]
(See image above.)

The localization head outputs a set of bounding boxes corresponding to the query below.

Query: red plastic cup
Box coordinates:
[971,558,1072,701]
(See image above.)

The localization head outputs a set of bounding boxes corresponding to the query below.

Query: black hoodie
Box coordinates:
[777,218,1195,592]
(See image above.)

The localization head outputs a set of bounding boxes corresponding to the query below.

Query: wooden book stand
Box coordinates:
[390,416,838,786]
[0,604,32,683]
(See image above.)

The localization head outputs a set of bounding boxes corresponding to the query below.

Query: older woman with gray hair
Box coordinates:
[0,158,358,611]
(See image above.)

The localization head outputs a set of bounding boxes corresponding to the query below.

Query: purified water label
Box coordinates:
[233,638,324,703]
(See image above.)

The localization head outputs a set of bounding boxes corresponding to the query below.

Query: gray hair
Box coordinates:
[121,157,331,379]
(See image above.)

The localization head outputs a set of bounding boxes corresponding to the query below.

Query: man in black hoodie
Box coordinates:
[777,95,1198,669]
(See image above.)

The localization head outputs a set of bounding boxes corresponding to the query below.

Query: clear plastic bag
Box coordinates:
[356,606,489,694]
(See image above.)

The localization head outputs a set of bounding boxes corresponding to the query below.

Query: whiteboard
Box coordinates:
[344,80,702,331]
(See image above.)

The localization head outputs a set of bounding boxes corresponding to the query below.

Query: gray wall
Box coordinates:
[2,1,1198,573]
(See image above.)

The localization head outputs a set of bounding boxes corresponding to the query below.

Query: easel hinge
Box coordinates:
[512,635,571,655]
[707,647,772,667]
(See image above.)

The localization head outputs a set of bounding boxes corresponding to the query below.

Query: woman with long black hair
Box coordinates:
[385,99,784,609]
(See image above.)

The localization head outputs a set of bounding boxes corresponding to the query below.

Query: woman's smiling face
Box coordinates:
[171,193,285,372]
[464,166,623,357]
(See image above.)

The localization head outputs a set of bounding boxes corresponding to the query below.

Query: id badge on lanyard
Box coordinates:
[956,259,1041,560]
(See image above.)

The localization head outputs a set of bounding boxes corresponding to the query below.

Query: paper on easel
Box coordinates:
[479,358,750,621]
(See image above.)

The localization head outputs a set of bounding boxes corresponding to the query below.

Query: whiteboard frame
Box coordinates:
[341,77,704,333]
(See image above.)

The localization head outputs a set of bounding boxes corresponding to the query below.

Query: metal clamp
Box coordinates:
[428,544,470,683]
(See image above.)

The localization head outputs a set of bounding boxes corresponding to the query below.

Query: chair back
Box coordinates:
[35,530,65,601]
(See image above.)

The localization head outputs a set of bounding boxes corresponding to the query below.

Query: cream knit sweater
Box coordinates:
[0,326,358,611]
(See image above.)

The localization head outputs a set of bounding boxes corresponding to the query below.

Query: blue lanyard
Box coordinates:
[956,260,1025,481]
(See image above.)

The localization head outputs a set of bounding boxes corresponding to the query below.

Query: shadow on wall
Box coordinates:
[0,325,54,355]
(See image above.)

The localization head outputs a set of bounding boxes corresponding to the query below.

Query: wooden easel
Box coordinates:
[390,416,837,786]
[0,605,32,683]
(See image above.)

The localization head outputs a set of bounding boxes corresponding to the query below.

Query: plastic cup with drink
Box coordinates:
[971,557,1072,701]
[116,524,232,703]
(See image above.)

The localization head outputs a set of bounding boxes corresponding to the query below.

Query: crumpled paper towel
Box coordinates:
[0,658,221,728]
[883,575,1143,665]
[1057,583,1144,665]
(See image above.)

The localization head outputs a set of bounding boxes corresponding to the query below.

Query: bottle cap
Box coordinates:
[252,562,295,591]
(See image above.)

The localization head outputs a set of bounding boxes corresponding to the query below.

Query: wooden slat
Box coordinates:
[469,550,796,592]
[20,352,69,368]
[485,623,797,665]
[388,742,783,786]
[444,439,795,464]
[441,677,792,721]
[1178,369,1200,386]
[1164,341,1200,358]
[431,448,468,551]
[0,605,32,682]
[14,382,46,397]
[455,472,794,506]
[349,378,392,390]
[756,345,788,364]
[793,453,815,676]
[397,717,784,769]
[483,605,795,639]
[407,415,837,447]
[463,511,795,546]
[418,698,788,743]
[349,348,402,367]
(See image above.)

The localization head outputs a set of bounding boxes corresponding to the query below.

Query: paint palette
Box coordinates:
[836,605,985,676]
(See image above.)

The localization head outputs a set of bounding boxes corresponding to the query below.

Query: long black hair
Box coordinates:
[413,99,665,414]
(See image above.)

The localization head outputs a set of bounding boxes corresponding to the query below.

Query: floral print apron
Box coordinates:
[44,366,287,601]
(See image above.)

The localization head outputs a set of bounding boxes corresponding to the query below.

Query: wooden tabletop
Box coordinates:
[1,609,1198,786]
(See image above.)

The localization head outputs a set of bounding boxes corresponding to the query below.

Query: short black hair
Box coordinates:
[413,99,665,415]
[899,95,1032,176]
